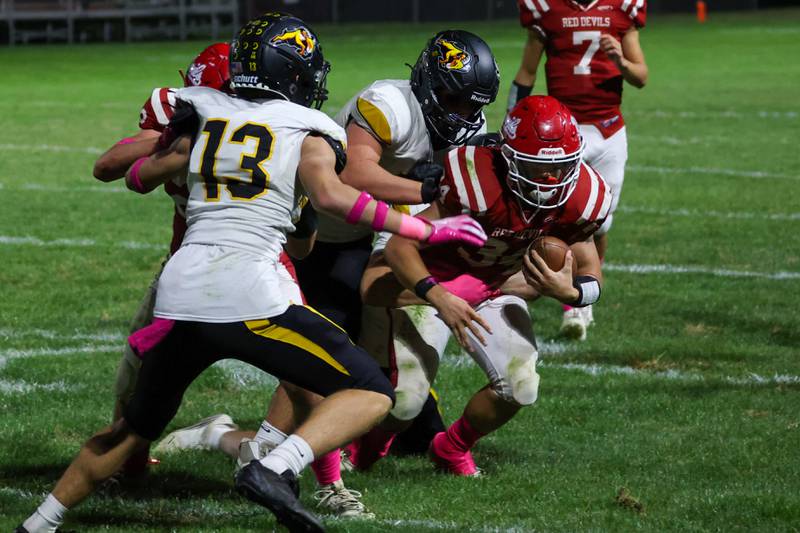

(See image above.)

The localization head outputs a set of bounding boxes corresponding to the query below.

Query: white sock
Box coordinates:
[259,434,314,477]
[254,421,288,449]
[22,494,67,533]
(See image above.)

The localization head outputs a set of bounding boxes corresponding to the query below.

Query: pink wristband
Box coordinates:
[116,136,137,146]
[397,214,429,241]
[128,157,148,193]
[345,191,373,224]
[371,201,390,231]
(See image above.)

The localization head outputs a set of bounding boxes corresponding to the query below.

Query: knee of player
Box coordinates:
[390,386,429,421]
[492,356,540,407]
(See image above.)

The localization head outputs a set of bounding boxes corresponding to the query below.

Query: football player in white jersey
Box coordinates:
[16,13,488,533]
[166,29,502,507]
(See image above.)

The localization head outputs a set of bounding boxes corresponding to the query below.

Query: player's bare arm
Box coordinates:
[340,122,427,204]
[93,129,160,182]
[601,29,648,88]
[384,201,492,349]
[124,135,190,194]
[509,30,545,110]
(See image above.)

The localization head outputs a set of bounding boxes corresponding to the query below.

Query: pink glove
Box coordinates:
[424,215,487,248]
[440,274,502,306]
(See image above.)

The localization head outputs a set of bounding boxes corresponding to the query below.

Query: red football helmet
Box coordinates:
[501,96,584,210]
[183,42,232,93]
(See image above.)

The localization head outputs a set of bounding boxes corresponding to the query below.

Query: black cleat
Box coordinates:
[234,460,325,533]
[14,526,30,533]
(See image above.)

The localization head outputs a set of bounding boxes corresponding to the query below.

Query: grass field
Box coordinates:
[1,8,800,532]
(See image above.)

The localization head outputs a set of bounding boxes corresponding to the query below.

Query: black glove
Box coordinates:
[407,162,444,204]
[157,102,199,150]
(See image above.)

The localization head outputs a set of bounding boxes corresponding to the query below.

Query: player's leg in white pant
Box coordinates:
[431,295,540,475]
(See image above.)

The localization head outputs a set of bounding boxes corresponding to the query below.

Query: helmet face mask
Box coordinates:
[230,13,330,109]
[411,30,499,147]
[501,96,584,210]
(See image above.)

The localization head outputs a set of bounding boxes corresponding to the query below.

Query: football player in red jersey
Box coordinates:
[91,42,237,476]
[509,0,648,340]
[353,96,610,475]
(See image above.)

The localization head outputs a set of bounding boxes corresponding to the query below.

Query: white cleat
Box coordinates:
[559,308,587,341]
[581,305,595,328]
[235,438,274,474]
[313,479,375,519]
[153,413,237,453]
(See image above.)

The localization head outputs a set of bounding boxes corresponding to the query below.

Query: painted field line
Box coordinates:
[628,164,798,180]
[0,235,163,251]
[2,182,129,194]
[627,110,797,120]
[0,379,78,394]
[0,143,103,155]
[617,205,800,222]
[0,344,119,368]
[603,263,800,280]
[0,328,124,343]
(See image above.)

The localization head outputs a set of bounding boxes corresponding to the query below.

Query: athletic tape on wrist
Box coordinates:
[572,275,601,307]
[345,191,373,224]
[397,214,429,241]
[128,157,148,193]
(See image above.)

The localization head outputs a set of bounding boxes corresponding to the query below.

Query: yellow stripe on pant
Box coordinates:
[245,319,351,376]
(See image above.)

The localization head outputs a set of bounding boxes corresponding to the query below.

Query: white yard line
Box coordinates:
[0,143,103,155]
[603,263,800,280]
[616,205,800,222]
[628,164,799,180]
[0,235,163,251]
[3,182,129,194]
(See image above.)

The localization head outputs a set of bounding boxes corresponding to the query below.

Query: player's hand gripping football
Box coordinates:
[423,215,487,248]
[523,248,580,304]
[426,287,492,351]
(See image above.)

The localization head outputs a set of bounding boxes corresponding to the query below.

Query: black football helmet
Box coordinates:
[411,30,500,148]
[229,12,329,109]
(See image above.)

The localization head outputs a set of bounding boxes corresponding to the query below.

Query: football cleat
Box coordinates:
[313,479,375,519]
[581,305,595,327]
[14,526,30,533]
[429,432,481,477]
[235,460,325,532]
[152,414,237,453]
[559,308,587,341]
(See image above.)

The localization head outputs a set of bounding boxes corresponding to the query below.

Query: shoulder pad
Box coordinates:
[139,87,176,131]
[559,163,611,238]
[351,82,411,146]
[309,132,347,174]
[621,0,647,28]
[441,146,503,214]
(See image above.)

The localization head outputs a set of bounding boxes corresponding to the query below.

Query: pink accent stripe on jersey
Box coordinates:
[345,191,373,224]
[371,200,390,231]
[128,318,175,359]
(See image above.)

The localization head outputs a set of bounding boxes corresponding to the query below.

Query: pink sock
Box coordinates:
[562,304,573,312]
[311,449,341,486]
[351,427,397,469]
[445,416,485,453]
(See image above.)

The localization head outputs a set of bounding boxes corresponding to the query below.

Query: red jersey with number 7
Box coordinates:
[517,0,646,131]
[419,145,610,288]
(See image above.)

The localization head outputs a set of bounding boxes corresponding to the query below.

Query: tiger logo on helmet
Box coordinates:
[270,27,316,58]
[434,39,472,72]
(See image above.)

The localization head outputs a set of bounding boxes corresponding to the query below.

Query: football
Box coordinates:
[529,235,573,271]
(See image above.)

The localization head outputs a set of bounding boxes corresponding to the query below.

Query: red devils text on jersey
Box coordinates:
[420,145,610,288]
[138,87,189,254]
[517,0,646,133]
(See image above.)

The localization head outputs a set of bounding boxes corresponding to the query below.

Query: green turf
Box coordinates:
[1,9,800,532]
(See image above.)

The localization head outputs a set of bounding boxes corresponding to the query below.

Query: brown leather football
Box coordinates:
[529,235,573,271]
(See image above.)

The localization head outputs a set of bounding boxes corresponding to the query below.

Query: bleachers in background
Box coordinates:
[0,0,237,45]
